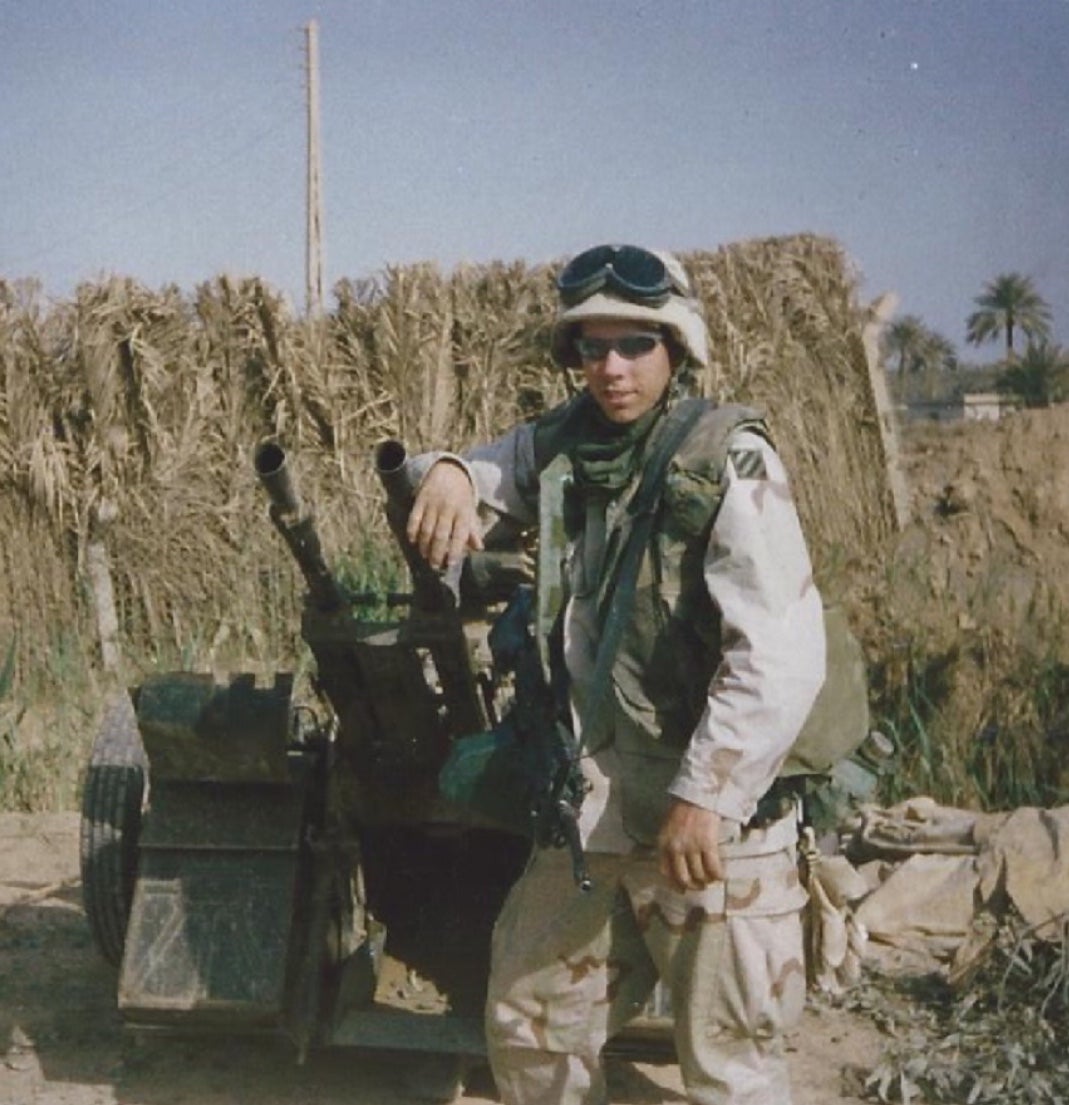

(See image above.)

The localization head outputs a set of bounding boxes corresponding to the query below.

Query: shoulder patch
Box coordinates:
[728,448,768,480]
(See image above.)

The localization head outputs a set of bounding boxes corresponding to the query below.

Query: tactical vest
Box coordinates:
[531,393,869,778]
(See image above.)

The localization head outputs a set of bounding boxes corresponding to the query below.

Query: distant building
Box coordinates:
[962,392,1021,422]
[898,392,1023,425]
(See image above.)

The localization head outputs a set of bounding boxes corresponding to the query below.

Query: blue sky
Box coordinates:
[3,1,1067,361]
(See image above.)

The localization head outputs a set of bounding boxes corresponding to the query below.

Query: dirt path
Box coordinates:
[0,812,884,1105]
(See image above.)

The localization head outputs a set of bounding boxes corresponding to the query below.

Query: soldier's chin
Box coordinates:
[597,394,641,422]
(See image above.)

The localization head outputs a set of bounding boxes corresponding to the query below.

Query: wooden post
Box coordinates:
[305,20,324,317]
[862,292,911,531]
[427,283,456,444]
[86,499,122,672]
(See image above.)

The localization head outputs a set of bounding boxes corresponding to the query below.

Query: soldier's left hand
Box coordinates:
[657,799,725,892]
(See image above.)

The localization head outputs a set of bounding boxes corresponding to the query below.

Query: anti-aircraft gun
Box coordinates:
[80,439,548,1063]
[78,439,672,1074]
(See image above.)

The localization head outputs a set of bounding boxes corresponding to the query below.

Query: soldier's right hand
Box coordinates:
[657,799,725,892]
[406,460,484,570]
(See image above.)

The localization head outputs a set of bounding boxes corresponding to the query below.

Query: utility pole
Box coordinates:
[305,19,324,317]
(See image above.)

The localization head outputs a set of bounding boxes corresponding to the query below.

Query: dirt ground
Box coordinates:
[0,812,882,1105]
[892,406,1069,639]
[3,406,1067,1105]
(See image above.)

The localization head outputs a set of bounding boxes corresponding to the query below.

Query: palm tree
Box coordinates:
[882,315,928,377]
[917,330,958,401]
[966,273,1052,359]
[997,340,1069,407]
[882,315,957,401]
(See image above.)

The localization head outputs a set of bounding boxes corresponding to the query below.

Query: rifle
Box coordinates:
[486,586,591,891]
[378,446,592,891]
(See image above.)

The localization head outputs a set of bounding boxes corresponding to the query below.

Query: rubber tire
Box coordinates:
[80,690,148,967]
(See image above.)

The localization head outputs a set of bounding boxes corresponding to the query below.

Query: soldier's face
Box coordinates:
[577,319,673,424]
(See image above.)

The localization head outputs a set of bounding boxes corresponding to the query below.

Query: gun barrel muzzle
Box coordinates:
[255,440,301,517]
[375,439,415,505]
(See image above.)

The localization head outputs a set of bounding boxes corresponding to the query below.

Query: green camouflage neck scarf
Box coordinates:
[571,396,665,492]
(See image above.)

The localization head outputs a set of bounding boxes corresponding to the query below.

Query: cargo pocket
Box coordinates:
[702,911,807,1044]
[705,845,808,1042]
[722,849,808,919]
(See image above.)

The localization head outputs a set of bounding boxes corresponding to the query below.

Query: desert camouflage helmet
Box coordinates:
[550,245,709,370]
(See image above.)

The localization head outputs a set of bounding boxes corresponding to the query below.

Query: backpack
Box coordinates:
[781,602,870,778]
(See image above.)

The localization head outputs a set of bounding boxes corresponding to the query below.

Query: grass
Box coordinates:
[870,628,1069,812]
[0,538,407,813]
[0,630,105,812]
[7,547,1064,817]
[334,537,409,620]
[850,913,1069,1103]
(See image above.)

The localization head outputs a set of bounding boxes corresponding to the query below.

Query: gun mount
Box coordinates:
[78,439,673,1083]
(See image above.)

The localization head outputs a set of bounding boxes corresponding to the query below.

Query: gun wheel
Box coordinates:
[79,690,148,967]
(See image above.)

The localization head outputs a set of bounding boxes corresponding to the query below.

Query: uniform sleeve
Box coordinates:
[406,422,540,535]
[667,429,826,824]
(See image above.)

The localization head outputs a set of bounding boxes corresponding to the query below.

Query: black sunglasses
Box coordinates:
[556,244,689,307]
[574,333,663,362]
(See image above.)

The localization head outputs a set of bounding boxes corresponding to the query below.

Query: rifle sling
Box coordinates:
[574,396,709,755]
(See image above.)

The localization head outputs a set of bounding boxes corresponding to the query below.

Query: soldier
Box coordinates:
[405,243,826,1104]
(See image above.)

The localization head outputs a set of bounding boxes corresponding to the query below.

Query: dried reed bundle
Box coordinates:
[0,235,893,687]
[688,235,897,597]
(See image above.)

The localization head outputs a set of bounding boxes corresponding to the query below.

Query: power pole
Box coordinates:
[305,19,324,317]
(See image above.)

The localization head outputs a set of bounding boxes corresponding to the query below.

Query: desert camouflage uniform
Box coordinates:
[415,404,824,1104]
[488,817,807,1105]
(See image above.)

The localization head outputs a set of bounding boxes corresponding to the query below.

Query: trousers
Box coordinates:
[485,812,807,1105]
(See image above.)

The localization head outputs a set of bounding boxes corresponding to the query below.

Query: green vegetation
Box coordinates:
[886,269,1062,409]
[871,634,1069,812]
[0,638,14,701]
[882,314,957,402]
[850,913,1069,1103]
[995,339,1069,407]
[0,630,102,811]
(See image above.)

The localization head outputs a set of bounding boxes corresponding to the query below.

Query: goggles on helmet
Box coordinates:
[556,244,690,308]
